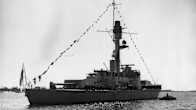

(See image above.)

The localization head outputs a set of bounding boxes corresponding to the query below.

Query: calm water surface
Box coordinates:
[0,91,196,110]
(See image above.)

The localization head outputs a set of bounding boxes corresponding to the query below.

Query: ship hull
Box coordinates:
[25,89,161,105]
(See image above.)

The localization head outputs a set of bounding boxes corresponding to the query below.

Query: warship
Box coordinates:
[25,0,161,105]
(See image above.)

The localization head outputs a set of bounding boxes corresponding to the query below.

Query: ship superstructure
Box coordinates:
[59,20,161,91]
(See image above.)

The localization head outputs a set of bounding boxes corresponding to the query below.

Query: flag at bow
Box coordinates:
[19,63,26,87]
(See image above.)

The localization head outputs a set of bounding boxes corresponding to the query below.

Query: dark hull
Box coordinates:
[25,89,161,105]
[159,96,176,100]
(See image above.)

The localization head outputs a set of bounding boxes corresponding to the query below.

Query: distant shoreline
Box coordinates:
[161,90,196,92]
[0,87,21,93]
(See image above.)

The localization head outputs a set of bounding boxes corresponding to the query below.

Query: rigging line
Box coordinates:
[34,3,112,82]
[115,7,156,84]
[129,35,156,84]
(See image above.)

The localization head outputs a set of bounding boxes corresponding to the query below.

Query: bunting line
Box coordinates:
[32,3,112,84]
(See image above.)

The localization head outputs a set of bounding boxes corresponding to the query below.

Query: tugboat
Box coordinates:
[25,0,161,105]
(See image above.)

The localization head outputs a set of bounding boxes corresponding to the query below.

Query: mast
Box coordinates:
[112,0,115,27]
[111,0,128,74]
[113,21,122,74]
[111,0,122,74]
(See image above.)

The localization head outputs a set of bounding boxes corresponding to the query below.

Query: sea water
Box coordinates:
[0,91,196,110]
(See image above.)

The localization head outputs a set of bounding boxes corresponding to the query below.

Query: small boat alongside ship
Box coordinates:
[159,93,176,100]
[25,0,161,105]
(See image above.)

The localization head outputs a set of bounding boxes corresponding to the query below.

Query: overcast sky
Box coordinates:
[0,0,196,91]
